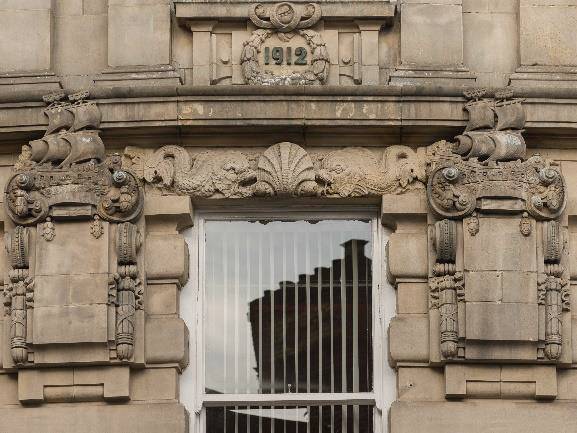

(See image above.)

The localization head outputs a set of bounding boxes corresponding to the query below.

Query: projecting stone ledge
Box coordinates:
[0,403,188,433]
[390,401,577,433]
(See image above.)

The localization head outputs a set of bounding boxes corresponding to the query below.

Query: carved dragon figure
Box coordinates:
[143,145,257,198]
[316,146,426,197]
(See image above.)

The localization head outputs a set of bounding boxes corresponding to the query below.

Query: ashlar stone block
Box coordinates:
[466,302,538,341]
[400,3,464,67]
[33,305,108,345]
[35,221,109,276]
[145,317,189,369]
[145,234,189,286]
[520,0,577,67]
[108,3,171,67]
[0,5,51,72]
[464,217,537,272]
[130,367,178,401]
[387,233,428,282]
[389,314,429,364]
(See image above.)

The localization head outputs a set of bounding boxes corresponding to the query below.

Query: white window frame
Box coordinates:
[182,206,393,433]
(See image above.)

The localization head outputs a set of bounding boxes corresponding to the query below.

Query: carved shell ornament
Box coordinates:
[241,2,329,85]
[254,142,318,197]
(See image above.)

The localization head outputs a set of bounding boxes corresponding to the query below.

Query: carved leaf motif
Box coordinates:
[254,142,317,197]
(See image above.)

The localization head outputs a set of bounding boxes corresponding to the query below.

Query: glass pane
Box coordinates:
[205,220,373,395]
[206,405,374,433]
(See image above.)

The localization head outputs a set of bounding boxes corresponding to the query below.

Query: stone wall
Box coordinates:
[2,1,577,433]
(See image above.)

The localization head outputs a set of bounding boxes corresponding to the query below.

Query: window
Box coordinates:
[183,211,391,433]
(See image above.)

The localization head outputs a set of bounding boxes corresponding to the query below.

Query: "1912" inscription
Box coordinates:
[263,47,308,66]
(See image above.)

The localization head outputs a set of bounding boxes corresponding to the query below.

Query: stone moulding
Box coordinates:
[139,142,426,199]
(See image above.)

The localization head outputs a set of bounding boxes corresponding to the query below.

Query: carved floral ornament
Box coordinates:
[241,2,329,85]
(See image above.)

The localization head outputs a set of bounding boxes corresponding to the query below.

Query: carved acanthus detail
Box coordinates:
[3,227,33,365]
[141,143,426,199]
[539,221,568,360]
[430,219,460,359]
[114,222,142,361]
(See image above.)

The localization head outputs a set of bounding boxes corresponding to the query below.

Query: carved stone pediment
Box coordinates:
[138,142,426,199]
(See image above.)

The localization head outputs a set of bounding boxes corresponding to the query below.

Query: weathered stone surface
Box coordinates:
[131,367,178,401]
[145,317,189,369]
[520,0,577,67]
[0,403,188,433]
[0,373,18,405]
[397,282,429,314]
[397,367,445,401]
[466,303,539,341]
[391,400,577,433]
[0,4,51,72]
[464,217,537,272]
[145,234,190,286]
[146,283,179,315]
[399,3,464,67]
[33,305,108,344]
[387,233,428,281]
[108,3,171,67]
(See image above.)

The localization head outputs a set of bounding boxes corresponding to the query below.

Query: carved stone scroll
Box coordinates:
[3,227,33,364]
[114,222,142,361]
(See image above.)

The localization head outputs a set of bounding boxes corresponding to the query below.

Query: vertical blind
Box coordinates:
[204,220,373,433]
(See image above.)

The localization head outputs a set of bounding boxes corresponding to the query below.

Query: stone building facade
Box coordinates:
[1,0,577,432]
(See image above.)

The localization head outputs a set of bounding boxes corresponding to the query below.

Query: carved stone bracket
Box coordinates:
[141,142,426,199]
